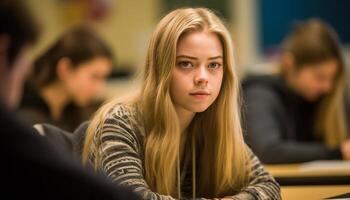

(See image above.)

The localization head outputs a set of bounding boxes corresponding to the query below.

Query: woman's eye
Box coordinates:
[208,62,221,69]
[177,61,193,69]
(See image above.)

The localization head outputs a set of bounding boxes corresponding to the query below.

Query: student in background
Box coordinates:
[1,1,141,199]
[82,8,280,200]
[243,19,350,164]
[19,26,112,131]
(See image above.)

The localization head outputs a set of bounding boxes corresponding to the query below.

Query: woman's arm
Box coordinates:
[227,147,281,200]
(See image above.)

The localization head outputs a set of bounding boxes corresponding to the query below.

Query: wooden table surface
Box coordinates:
[281,185,350,200]
[265,161,350,177]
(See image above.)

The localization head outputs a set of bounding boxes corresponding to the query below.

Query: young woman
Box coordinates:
[243,19,350,164]
[82,8,280,199]
[19,25,113,131]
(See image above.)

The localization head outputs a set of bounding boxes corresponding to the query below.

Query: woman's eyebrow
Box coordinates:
[176,55,223,60]
[208,56,223,60]
[176,55,197,60]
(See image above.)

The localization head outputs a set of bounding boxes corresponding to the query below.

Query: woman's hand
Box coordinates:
[341,139,350,160]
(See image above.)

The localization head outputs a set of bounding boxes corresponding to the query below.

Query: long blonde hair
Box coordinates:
[280,19,348,148]
[82,8,250,198]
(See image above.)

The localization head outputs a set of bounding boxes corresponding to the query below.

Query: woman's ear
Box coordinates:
[56,57,73,80]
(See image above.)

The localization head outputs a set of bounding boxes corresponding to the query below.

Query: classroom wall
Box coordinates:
[26,0,161,71]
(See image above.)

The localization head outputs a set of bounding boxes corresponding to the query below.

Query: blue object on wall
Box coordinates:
[259,0,350,52]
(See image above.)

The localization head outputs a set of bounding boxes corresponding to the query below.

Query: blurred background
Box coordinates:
[24,0,350,100]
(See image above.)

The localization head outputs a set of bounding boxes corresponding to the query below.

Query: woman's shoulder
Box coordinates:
[105,102,138,122]
[242,74,287,103]
[96,102,145,155]
[102,102,146,138]
[243,74,282,91]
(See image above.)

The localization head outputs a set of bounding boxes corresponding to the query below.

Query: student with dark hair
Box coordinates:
[243,19,350,164]
[19,25,113,131]
[1,1,140,199]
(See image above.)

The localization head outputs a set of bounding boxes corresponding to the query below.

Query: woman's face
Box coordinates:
[290,59,339,101]
[63,57,112,107]
[170,31,224,114]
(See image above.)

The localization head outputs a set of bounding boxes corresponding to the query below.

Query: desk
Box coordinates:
[281,185,350,200]
[265,161,350,185]
[266,161,350,199]
[266,162,350,177]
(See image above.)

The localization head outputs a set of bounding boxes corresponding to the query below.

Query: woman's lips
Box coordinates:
[189,91,210,99]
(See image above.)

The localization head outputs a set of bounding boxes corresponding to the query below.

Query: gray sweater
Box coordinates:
[88,103,281,200]
[242,74,343,164]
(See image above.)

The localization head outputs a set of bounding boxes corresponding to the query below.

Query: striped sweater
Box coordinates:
[88,103,281,200]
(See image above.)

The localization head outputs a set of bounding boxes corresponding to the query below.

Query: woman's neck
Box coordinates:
[174,106,195,168]
[40,82,69,121]
[175,106,195,134]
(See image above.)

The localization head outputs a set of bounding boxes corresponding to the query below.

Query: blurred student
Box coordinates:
[1,1,140,199]
[243,19,350,164]
[19,26,112,131]
[82,8,280,199]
